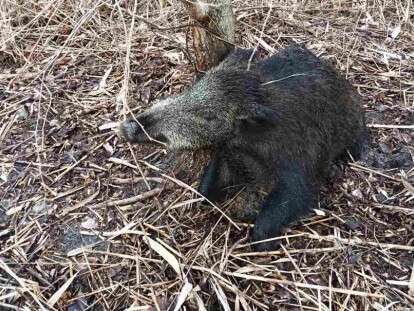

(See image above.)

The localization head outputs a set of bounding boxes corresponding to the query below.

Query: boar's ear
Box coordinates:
[215,49,259,70]
[236,105,278,132]
[251,105,279,124]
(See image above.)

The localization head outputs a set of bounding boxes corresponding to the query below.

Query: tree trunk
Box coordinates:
[181,0,235,71]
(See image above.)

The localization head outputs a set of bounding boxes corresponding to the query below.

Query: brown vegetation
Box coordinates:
[0,0,413,310]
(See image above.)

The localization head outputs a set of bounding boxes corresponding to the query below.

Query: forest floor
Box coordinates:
[0,0,413,310]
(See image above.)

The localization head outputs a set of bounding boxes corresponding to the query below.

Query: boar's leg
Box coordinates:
[251,163,318,251]
[335,127,369,164]
[198,154,228,203]
[199,151,250,203]
[348,128,370,161]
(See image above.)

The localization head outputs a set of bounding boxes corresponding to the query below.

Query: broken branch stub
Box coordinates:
[181,0,235,71]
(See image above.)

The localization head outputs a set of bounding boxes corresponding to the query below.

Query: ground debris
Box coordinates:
[0,0,413,310]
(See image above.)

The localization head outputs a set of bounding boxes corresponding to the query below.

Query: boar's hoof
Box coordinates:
[251,225,282,252]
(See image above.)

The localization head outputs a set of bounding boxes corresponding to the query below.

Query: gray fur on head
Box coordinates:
[119,49,273,150]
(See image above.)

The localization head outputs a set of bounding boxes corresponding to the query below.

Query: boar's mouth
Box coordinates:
[119,118,168,145]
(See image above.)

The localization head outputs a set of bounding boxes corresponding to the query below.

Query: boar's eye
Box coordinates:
[156,133,168,143]
[204,111,216,122]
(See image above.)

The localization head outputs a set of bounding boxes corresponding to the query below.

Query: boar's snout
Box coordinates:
[119,112,168,145]
[119,118,145,143]
[119,113,151,143]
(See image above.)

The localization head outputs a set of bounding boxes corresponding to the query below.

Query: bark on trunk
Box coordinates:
[181,0,235,71]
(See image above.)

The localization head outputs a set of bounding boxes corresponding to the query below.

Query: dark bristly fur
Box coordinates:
[120,44,367,251]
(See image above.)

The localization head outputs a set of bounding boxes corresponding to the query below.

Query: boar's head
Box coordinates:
[120,64,278,150]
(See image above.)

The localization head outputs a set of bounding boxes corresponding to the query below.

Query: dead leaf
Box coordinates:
[48,272,79,307]
[173,281,193,311]
[146,237,181,276]
[81,216,98,230]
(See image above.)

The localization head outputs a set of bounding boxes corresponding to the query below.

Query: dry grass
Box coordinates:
[1,0,413,310]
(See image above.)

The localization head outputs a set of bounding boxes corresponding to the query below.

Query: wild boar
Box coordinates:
[120,44,367,251]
